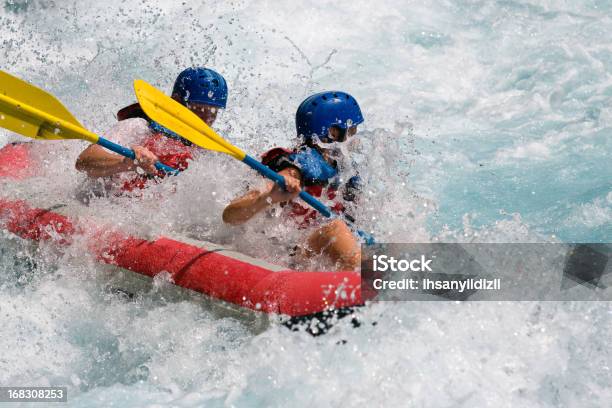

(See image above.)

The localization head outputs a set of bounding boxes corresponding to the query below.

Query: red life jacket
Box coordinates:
[116,103,193,192]
[261,147,345,228]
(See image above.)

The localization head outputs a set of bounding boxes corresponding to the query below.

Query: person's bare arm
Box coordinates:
[75,144,158,178]
[222,167,302,225]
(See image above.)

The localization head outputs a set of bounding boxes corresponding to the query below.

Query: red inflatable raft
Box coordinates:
[0,142,364,318]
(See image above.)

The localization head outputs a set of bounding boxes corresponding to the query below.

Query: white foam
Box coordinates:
[1,1,611,406]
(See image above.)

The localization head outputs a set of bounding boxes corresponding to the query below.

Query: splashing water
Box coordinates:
[1,1,611,406]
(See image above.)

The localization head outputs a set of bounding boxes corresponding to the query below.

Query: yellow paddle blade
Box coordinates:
[0,70,98,144]
[134,79,245,160]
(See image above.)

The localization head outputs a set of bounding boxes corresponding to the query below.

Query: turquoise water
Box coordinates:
[1,0,611,406]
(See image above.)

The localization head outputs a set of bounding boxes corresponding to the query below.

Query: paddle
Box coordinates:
[0,70,178,174]
[134,79,376,243]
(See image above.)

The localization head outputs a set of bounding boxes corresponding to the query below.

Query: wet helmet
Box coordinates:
[172,67,228,108]
[295,91,364,142]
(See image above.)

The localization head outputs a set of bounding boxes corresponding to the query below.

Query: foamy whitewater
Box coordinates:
[1,0,611,406]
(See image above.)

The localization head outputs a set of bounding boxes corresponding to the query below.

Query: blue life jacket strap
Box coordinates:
[148,120,192,146]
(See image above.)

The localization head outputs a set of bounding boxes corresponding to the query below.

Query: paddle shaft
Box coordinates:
[242,154,332,217]
[96,137,177,174]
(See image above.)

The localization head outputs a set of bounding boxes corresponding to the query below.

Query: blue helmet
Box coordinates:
[172,67,228,108]
[296,91,364,142]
